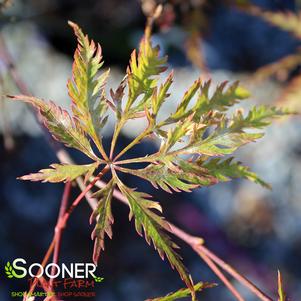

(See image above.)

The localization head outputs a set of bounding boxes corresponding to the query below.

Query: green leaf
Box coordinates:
[118,164,198,193]
[196,80,250,116]
[125,29,167,114]
[9,95,97,160]
[117,158,217,193]
[146,282,216,301]
[90,180,115,264]
[230,105,291,130]
[68,21,109,154]
[203,157,270,188]
[160,115,195,154]
[169,79,201,121]
[183,131,263,156]
[115,179,194,297]
[151,72,173,117]
[19,162,99,183]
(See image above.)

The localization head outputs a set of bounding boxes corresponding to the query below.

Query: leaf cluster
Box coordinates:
[9,20,289,298]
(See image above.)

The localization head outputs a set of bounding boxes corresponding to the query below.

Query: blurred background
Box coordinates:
[0,0,301,300]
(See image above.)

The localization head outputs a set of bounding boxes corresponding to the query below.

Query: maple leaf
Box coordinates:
[8,95,98,160]
[68,21,109,159]
[125,28,167,116]
[90,180,115,264]
[9,21,291,297]
[114,175,195,297]
[19,163,99,183]
[203,157,270,188]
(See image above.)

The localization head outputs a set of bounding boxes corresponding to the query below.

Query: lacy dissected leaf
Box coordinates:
[19,163,99,183]
[68,21,109,152]
[230,105,291,130]
[118,159,217,193]
[182,130,263,156]
[9,95,97,160]
[203,157,270,188]
[90,180,115,264]
[166,80,249,124]
[118,164,197,193]
[151,72,173,118]
[116,180,194,296]
[125,27,167,115]
[146,282,216,301]
[256,10,301,39]
[197,80,250,115]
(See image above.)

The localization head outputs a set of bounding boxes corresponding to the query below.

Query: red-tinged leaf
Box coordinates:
[115,179,195,298]
[151,71,173,117]
[68,21,109,153]
[90,180,115,264]
[203,157,270,188]
[8,95,97,160]
[125,28,167,113]
[117,160,215,193]
[183,131,264,156]
[19,163,99,183]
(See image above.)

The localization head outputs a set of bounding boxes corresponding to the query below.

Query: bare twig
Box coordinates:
[50,181,72,288]
[196,248,245,301]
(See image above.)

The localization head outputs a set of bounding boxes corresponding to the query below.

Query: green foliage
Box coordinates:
[9,21,290,297]
[67,21,109,158]
[9,95,98,160]
[90,180,115,264]
[114,175,194,293]
[146,282,216,301]
[19,163,99,183]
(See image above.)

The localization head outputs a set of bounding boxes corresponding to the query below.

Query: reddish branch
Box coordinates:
[0,33,274,301]
[49,181,72,288]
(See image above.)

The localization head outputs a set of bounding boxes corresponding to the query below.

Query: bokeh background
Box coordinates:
[0,0,301,300]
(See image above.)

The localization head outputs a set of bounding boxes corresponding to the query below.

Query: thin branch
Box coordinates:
[26,168,108,298]
[197,245,273,301]
[195,247,245,301]
[50,181,72,288]
[26,238,56,298]
[56,166,110,232]
[168,223,274,301]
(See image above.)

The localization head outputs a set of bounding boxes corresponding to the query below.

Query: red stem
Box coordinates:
[168,223,273,301]
[197,245,273,301]
[195,246,245,301]
[49,181,72,288]
[26,168,108,298]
